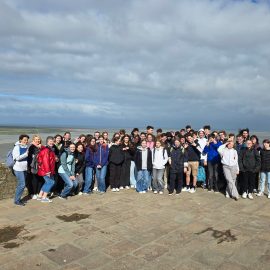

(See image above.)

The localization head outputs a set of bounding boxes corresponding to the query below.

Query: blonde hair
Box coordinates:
[32,134,42,144]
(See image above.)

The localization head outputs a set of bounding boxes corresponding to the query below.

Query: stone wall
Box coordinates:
[0,163,18,200]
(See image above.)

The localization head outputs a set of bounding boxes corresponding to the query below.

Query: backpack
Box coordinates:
[6,149,15,169]
[197,166,206,183]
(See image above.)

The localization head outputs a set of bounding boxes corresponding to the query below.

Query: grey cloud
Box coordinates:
[0,0,270,129]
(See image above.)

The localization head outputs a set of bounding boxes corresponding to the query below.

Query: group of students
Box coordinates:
[10,125,270,206]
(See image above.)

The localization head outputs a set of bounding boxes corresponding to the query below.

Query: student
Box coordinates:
[37,136,56,203]
[152,140,169,194]
[146,134,155,150]
[146,125,154,135]
[27,135,43,200]
[238,140,261,199]
[168,139,188,195]
[186,125,192,133]
[94,131,100,141]
[58,143,78,199]
[135,140,152,193]
[119,135,135,189]
[102,131,110,145]
[156,128,163,137]
[12,134,29,206]
[108,137,124,191]
[197,129,208,188]
[183,134,202,193]
[203,134,222,192]
[131,128,140,142]
[94,136,109,193]
[218,131,227,144]
[250,135,261,192]
[74,143,85,195]
[218,140,239,200]
[241,128,250,143]
[257,139,270,198]
[63,131,72,149]
[203,125,211,139]
[83,138,96,194]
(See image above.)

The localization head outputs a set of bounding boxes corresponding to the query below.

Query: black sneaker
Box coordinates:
[15,201,25,206]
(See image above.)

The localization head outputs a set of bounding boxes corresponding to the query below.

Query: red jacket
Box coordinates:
[37,146,56,176]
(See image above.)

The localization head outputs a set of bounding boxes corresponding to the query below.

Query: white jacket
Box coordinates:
[218,144,239,171]
[152,147,168,169]
[12,141,29,171]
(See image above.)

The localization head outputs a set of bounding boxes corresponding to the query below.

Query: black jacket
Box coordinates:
[120,143,135,162]
[74,152,85,175]
[27,144,40,170]
[109,144,125,165]
[186,142,201,162]
[134,147,152,171]
[260,149,270,172]
[239,147,261,173]
[169,146,188,173]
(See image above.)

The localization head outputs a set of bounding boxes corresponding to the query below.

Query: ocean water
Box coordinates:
[0,127,270,163]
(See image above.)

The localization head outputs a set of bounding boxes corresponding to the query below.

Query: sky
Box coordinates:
[0,0,270,130]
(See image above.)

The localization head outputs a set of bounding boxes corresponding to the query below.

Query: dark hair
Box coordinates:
[140,132,147,136]
[132,128,139,133]
[156,128,162,133]
[76,142,84,149]
[54,134,63,140]
[146,125,154,130]
[19,134,29,141]
[203,125,211,130]
[236,133,243,138]
[166,132,172,137]
[250,135,259,144]
[186,125,191,129]
[64,131,71,136]
[180,129,185,133]
[263,139,270,144]
[112,137,121,143]
[241,128,249,134]
[228,133,235,138]
[209,133,216,140]
[79,134,86,139]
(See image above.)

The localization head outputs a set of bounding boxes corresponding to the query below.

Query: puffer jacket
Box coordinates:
[169,146,188,173]
[37,146,56,176]
[239,147,261,173]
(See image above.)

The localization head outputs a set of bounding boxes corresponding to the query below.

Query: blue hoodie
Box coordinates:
[203,141,222,164]
[85,147,96,168]
[93,144,109,167]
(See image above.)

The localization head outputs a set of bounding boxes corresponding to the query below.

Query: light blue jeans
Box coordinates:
[136,170,150,192]
[83,167,94,193]
[14,170,26,203]
[259,172,270,193]
[59,173,78,197]
[96,165,107,192]
[41,175,55,193]
[130,161,137,187]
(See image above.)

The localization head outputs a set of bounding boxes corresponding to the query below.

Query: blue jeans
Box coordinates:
[130,161,137,187]
[96,165,107,192]
[59,173,78,197]
[260,172,270,193]
[14,170,26,203]
[136,170,150,192]
[41,175,55,193]
[83,167,94,193]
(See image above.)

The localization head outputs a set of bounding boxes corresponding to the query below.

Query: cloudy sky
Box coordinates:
[0,0,270,130]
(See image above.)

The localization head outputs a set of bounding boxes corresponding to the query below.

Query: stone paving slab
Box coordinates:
[0,188,270,269]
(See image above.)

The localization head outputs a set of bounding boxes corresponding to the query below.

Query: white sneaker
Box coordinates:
[153,191,158,194]
[189,188,196,194]
[119,186,124,190]
[125,186,130,190]
[148,187,152,191]
[116,188,120,192]
[142,191,146,193]
[32,194,38,200]
[111,188,116,192]
[130,185,135,188]
[159,191,163,195]
[248,193,254,200]
[242,192,247,199]
[182,187,188,192]
[225,194,230,198]
[256,192,263,197]
[139,191,143,194]
[268,194,270,199]
[78,192,83,196]
[93,187,98,191]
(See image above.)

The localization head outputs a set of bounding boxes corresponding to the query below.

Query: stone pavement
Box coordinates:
[0,188,270,270]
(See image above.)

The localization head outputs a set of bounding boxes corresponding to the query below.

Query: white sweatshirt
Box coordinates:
[218,144,239,171]
[152,147,169,169]
[197,137,207,161]
[12,141,29,171]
